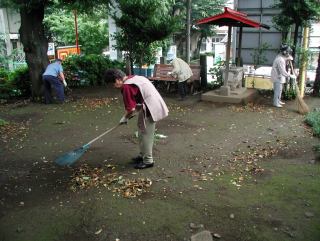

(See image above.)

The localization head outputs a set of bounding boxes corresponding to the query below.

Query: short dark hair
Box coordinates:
[55,58,63,63]
[280,43,292,54]
[104,69,126,83]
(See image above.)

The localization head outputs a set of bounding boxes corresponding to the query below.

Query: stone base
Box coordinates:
[201,88,258,104]
[218,86,230,96]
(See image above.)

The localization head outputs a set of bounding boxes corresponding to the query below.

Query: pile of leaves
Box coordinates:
[229,103,266,113]
[168,103,190,112]
[227,145,279,187]
[70,164,152,198]
[71,97,116,110]
[305,110,320,137]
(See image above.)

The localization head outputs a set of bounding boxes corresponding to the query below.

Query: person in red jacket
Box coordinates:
[105,69,169,169]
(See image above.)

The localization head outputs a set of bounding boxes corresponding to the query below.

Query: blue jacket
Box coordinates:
[43,62,63,77]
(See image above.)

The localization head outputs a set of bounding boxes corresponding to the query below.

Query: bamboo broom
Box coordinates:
[289,60,310,114]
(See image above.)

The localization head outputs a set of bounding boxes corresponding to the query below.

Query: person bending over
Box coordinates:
[105,69,169,169]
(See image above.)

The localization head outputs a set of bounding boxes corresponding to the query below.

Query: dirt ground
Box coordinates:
[0,85,319,241]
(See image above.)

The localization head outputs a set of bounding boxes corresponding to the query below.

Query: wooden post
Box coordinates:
[224,26,232,86]
[73,10,80,54]
[200,55,207,89]
[237,27,243,67]
[186,0,192,63]
[299,26,309,98]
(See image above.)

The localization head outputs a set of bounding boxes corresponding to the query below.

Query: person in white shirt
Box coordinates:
[271,44,296,108]
[167,53,193,100]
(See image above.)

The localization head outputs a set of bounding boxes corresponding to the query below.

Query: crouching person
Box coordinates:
[104,69,169,169]
[42,58,67,104]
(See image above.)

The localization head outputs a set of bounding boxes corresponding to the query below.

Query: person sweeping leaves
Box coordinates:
[271,44,296,108]
[104,69,169,169]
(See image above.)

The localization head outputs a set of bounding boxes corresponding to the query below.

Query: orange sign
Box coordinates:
[56,46,81,60]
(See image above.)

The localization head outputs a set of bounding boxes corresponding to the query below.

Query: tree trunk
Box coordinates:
[176,31,201,60]
[19,5,49,101]
[194,36,203,59]
[191,32,201,59]
[313,49,320,96]
[292,22,300,62]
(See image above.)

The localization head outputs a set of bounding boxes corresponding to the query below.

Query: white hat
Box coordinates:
[167,53,175,61]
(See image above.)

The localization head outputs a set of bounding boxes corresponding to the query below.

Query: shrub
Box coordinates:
[9,67,30,97]
[0,67,30,99]
[0,118,9,126]
[313,144,320,153]
[0,68,9,79]
[63,54,125,87]
[282,88,297,100]
[283,78,297,100]
[305,110,320,137]
[208,60,224,90]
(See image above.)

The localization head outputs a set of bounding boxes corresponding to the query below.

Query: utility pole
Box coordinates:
[186,0,191,63]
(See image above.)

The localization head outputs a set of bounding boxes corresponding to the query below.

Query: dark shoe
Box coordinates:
[131,156,143,164]
[134,162,154,169]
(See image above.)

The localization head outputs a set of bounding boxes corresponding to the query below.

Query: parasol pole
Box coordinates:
[224,25,232,86]
[73,10,80,54]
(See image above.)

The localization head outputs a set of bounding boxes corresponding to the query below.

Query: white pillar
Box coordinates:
[108,2,121,61]
[0,9,12,56]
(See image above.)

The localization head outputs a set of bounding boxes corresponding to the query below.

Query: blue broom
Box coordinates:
[55,124,120,166]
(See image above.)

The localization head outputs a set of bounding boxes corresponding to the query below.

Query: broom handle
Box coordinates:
[86,124,120,146]
[289,60,297,77]
[85,114,136,147]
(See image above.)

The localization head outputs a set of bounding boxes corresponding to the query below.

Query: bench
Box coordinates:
[149,64,201,94]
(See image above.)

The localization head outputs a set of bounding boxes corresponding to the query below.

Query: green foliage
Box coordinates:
[273,0,320,26]
[208,60,224,90]
[283,77,298,100]
[273,0,320,56]
[173,0,227,56]
[113,0,178,67]
[44,8,108,54]
[305,110,320,137]
[173,0,226,34]
[9,67,30,97]
[272,14,292,34]
[282,87,297,100]
[0,68,9,79]
[62,54,125,86]
[0,66,30,99]
[0,34,7,68]
[250,43,271,68]
[313,144,320,154]
[0,0,109,12]
[0,118,9,126]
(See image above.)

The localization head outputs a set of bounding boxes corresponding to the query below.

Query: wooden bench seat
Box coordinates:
[149,64,201,93]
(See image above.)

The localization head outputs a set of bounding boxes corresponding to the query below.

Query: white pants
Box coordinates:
[138,117,156,164]
[273,82,283,106]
